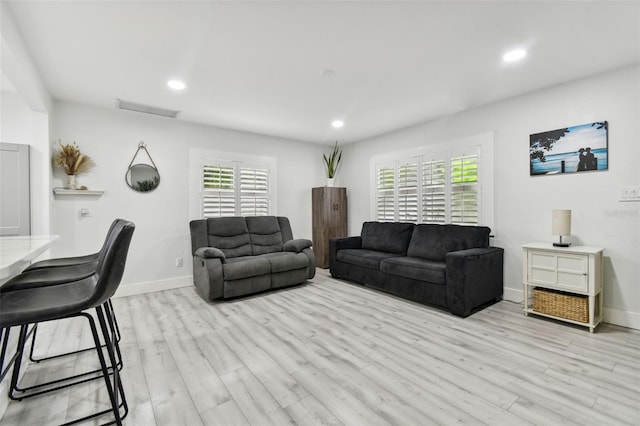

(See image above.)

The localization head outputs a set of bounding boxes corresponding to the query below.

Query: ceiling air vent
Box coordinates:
[116,99,180,118]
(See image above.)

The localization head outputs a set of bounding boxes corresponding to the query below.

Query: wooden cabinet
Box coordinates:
[522,243,604,332]
[312,187,347,268]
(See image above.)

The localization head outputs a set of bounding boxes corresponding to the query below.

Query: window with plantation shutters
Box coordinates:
[201,161,271,218]
[422,159,446,224]
[450,154,478,225]
[374,150,480,225]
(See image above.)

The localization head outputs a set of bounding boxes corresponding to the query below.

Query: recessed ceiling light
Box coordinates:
[167,79,186,90]
[503,49,527,63]
[331,120,344,128]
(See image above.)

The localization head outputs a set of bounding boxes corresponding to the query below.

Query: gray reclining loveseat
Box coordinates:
[190,216,315,301]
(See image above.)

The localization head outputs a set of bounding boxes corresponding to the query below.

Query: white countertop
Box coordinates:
[0,235,59,282]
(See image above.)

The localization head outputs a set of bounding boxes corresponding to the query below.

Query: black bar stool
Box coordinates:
[0,220,135,425]
[22,219,125,273]
[1,219,126,365]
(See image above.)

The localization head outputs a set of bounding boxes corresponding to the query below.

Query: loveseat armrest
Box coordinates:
[445,247,504,317]
[195,247,226,262]
[284,238,313,253]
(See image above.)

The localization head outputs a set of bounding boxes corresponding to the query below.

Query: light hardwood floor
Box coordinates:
[1,269,639,425]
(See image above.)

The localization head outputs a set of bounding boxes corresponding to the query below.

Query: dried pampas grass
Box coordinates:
[54,140,95,175]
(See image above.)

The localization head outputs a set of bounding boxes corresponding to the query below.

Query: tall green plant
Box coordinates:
[323,141,342,178]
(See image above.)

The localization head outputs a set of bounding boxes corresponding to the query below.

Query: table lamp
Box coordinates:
[552,209,571,247]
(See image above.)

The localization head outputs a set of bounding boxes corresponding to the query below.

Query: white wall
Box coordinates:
[51,101,326,295]
[1,1,53,237]
[341,65,640,329]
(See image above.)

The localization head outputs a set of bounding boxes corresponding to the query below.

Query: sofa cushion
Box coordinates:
[380,257,446,285]
[407,224,490,261]
[258,252,309,273]
[360,222,415,254]
[247,216,284,255]
[337,249,404,270]
[206,217,252,258]
[223,256,271,281]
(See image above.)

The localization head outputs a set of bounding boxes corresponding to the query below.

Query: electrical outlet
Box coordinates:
[620,186,640,202]
[175,257,183,267]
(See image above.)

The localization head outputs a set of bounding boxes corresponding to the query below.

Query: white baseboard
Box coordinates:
[603,308,640,330]
[501,286,639,330]
[503,286,523,303]
[113,276,192,298]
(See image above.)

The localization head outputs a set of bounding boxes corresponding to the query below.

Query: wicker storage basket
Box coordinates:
[532,288,589,323]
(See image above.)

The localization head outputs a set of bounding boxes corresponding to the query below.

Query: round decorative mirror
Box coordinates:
[126,164,160,192]
[126,141,160,192]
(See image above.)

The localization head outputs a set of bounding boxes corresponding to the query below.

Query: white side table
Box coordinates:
[522,243,604,332]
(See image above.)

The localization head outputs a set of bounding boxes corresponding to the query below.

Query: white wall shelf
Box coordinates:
[53,188,104,197]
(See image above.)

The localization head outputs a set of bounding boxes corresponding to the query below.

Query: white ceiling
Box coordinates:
[5,1,640,145]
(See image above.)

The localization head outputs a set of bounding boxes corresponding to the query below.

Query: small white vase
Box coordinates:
[66,174,77,189]
[326,178,335,187]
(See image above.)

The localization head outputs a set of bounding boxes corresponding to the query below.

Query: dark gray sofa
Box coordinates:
[190,216,315,301]
[329,222,503,317]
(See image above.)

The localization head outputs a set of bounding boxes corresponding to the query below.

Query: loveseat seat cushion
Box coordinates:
[206,217,252,258]
[258,252,309,273]
[336,249,403,270]
[407,224,491,261]
[360,222,415,254]
[223,256,271,281]
[380,257,446,285]
[247,216,284,255]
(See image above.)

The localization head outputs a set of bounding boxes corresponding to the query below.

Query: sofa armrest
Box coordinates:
[330,236,362,252]
[284,238,313,253]
[445,247,504,317]
[329,236,362,275]
[194,247,226,262]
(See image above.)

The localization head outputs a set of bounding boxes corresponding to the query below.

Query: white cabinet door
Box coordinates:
[528,251,588,293]
[0,143,30,236]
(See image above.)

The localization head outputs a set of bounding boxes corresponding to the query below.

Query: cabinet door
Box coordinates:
[0,143,30,236]
[528,251,588,293]
[556,254,588,292]
[328,187,347,228]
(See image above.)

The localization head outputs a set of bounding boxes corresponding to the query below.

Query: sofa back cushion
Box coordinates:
[407,224,490,261]
[246,216,284,255]
[360,222,415,254]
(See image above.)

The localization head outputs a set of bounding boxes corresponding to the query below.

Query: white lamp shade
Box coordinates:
[552,209,571,236]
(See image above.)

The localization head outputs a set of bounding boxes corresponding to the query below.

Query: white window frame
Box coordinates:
[189,148,277,220]
[370,132,494,229]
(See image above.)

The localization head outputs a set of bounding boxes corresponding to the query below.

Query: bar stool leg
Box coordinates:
[95,306,127,425]
[29,300,122,364]
[8,325,29,401]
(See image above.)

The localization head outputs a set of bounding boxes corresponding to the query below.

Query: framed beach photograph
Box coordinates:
[529,121,608,176]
